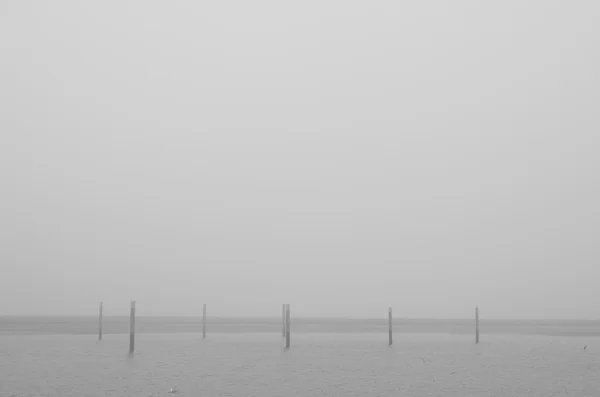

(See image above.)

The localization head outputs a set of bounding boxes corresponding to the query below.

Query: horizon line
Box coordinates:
[1,314,599,322]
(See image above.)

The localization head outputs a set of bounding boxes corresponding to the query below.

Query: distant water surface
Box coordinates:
[2,316,600,337]
[1,332,599,397]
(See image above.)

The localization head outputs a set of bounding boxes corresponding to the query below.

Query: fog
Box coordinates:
[1,0,599,318]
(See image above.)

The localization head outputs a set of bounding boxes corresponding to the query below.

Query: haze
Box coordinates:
[1,0,599,319]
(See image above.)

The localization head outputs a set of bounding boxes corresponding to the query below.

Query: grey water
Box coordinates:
[1,319,600,396]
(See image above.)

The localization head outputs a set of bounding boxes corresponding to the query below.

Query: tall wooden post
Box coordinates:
[282,303,286,338]
[202,304,207,339]
[129,301,136,354]
[388,306,393,346]
[475,306,480,344]
[285,304,291,349]
[98,302,103,341]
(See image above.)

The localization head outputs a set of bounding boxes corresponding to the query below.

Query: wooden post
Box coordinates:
[388,306,393,346]
[129,301,136,354]
[98,302,103,341]
[475,306,480,344]
[282,303,286,338]
[202,303,207,339]
[285,304,290,349]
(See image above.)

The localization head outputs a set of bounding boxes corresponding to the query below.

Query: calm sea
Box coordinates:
[1,318,599,396]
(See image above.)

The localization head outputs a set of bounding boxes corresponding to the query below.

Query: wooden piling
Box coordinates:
[388,306,393,346]
[202,303,207,339]
[285,304,290,349]
[282,303,286,338]
[475,306,480,344]
[98,302,103,341]
[129,301,136,354]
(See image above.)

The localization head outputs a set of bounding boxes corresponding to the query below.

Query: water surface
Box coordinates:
[1,332,599,396]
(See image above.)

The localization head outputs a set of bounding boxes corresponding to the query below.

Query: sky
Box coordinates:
[1,0,599,318]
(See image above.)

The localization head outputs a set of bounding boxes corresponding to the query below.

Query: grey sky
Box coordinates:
[1,0,599,318]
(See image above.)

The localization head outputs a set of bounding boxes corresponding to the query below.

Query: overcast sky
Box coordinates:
[1,0,599,318]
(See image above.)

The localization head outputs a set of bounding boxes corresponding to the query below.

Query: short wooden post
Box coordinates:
[282,303,286,338]
[202,304,207,339]
[129,301,136,354]
[285,304,291,349]
[475,306,480,344]
[98,302,103,341]
[388,306,393,346]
